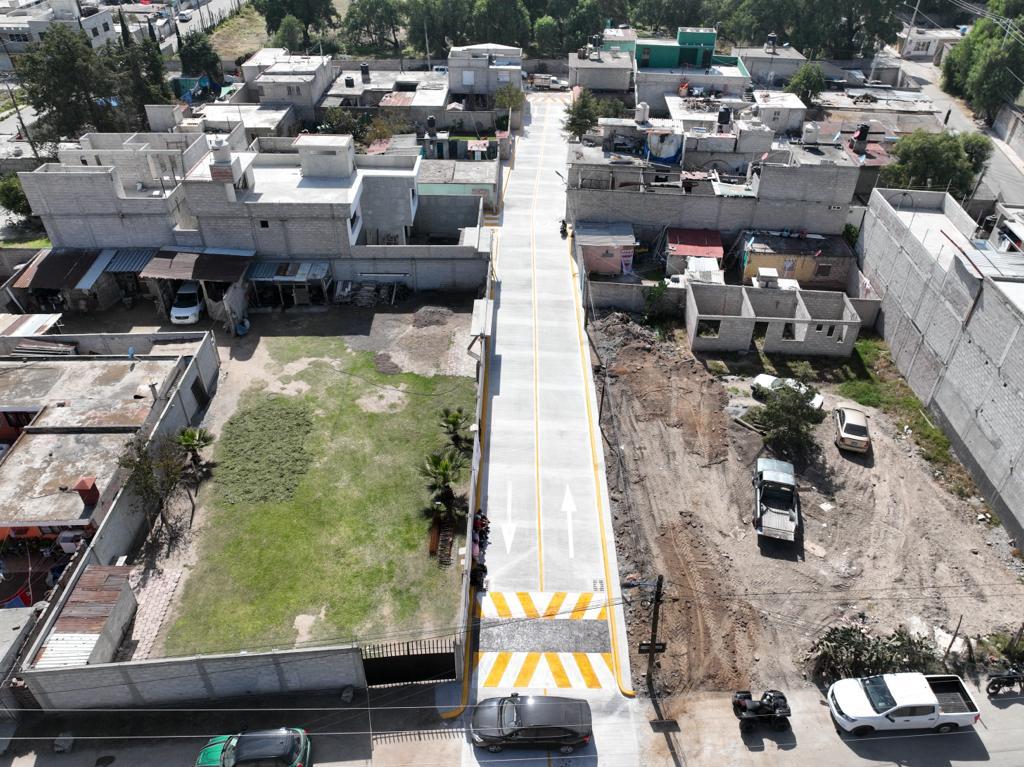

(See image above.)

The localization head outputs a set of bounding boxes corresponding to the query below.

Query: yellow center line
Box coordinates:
[568,236,636,698]
[529,100,551,592]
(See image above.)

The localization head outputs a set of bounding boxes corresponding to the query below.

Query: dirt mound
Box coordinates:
[412,306,454,328]
[374,352,402,375]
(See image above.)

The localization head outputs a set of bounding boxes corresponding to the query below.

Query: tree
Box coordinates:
[119,8,134,47]
[420,446,468,520]
[320,107,371,140]
[343,0,404,52]
[879,130,976,199]
[176,427,214,468]
[18,25,122,141]
[405,0,475,55]
[0,174,31,218]
[494,82,524,131]
[115,41,172,129]
[365,113,412,144]
[471,0,531,48]
[179,31,222,80]
[757,384,823,466]
[118,434,187,530]
[533,15,560,56]
[439,406,473,455]
[273,13,305,49]
[941,7,1024,118]
[959,132,993,174]
[596,96,628,118]
[785,63,825,106]
[253,0,338,45]
[564,0,602,50]
[563,88,599,140]
[632,0,701,35]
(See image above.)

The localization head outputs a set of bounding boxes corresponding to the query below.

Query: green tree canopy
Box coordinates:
[343,0,405,52]
[0,174,31,218]
[533,15,560,56]
[785,63,825,106]
[879,131,979,199]
[320,107,371,140]
[563,88,600,140]
[471,0,531,48]
[180,31,222,80]
[405,0,474,56]
[942,4,1024,119]
[253,0,338,45]
[115,41,173,130]
[18,25,127,141]
[565,0,602,51]
[757,384,823,466]
[273,14,306,49]
[959,131,994,173]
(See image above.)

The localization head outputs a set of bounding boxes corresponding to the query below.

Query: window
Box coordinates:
[91,27,99,37]
[771,110,781,120]
[38,526,59,535]
[102,21,110,32]
[782,322,795,339]
[7,33,30,43]
[497,71,510,83]
[913,40,930,52]
[349,207,361,233]
[814,262,833,277]
[259,219,269,228]
[80,157,89,166]
[696,320,720,338]
[294,86,301,95]
[826,325,835,337]
[815,323,823,332]
[286,85,293,95]
[462,70,475,86]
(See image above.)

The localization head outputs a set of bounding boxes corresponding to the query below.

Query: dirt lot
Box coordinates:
[591,313,1024,707]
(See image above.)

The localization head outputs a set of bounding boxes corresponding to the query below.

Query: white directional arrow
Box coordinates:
[500,481,517,554]
[562,485,576,559]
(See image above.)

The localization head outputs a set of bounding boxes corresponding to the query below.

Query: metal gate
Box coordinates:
[361,639,457,686]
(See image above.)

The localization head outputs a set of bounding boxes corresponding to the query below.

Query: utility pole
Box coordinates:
[0,38,38,160]
[424,18,431,71]
[644,574,664,692]
[903,0,921,57]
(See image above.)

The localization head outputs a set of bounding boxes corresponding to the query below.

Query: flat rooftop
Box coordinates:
[818,89,938,114]
[747,231,854,258]
[569,52,634,69]
[753,90,806,108]
[242,164,359,204]
[732,45,806,61]
[640,64,746,78]
[769,140,856,166]
[419,159,497,185]
[895,208,1024,282]
[194,103,293,130]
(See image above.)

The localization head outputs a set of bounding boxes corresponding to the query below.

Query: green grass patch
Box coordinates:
[164,337,476,656]
[0,235,50,249]
[209,5,269,62]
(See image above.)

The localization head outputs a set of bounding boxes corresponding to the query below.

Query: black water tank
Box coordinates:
[853,123,870,142]
[717,106,732,126]
[360,62,370,81]
[345,76,354,87]
[427,115,437,131]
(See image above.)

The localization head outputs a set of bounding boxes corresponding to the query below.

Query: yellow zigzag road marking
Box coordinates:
[475,651,617,689]
[478,591,608,620]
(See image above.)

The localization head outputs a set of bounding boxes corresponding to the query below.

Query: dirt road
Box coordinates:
[592,314,1024,710]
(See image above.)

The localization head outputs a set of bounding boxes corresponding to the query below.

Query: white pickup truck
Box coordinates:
[828,673,980,736]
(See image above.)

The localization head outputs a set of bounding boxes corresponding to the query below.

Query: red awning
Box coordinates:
[666,229,724,260]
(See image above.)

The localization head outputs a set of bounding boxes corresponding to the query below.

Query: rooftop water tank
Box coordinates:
[635,102,650,123]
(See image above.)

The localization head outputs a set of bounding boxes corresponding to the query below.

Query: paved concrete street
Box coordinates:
[459,91,646,766]
[900,57,1024,204]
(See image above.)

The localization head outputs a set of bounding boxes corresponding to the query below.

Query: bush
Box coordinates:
[808,622,942,684]
[0,174,31,218]
[759,384,824,466]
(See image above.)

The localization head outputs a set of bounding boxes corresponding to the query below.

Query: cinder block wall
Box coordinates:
[861,189,1024,541]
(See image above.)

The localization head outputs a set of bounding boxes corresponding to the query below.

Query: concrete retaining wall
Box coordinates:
[585,280,686,314]
[22,644,365,710]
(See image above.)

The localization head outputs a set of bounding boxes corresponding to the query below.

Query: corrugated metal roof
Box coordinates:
[12,249,101,290]
[667,228,724,259]
[105,248,156,274]
[247,261,331,282]
[574,221,637,247]
[141,249,253,282]
[33,632,99,669]
[74,249,115,290]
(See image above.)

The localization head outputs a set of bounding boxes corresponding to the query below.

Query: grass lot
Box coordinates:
[209,5,269,62]
[702,334,977,496]
[0,234,50,249]
[164,335,476,656]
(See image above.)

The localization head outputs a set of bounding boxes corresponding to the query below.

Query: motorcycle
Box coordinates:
[986,664,1024,695]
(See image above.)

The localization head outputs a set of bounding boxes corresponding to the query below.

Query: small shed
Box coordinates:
[5,248,121,314]
[574,222,638,275]
[665,228,724,275]
[33,566,135,669]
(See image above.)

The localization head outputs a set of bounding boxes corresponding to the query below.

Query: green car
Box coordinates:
[195,727,311,767]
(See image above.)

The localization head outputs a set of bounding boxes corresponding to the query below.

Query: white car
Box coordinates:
[170,281,204,325]
[834,406,871,452]
[751,374,824,409]
[177,10,192,22]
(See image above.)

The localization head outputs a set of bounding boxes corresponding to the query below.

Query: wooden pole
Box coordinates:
[944,614,963,660]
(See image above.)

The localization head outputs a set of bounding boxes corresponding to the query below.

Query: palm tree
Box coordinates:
[439,407,472,454]
[419,446,468,520]
[176,427,213,468]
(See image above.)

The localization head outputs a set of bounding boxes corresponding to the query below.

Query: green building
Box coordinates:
[635,27,719,69]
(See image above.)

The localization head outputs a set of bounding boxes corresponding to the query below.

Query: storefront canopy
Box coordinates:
[140,249,254,283]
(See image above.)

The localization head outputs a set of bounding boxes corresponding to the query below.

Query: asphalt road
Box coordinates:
[900,57,1024,205]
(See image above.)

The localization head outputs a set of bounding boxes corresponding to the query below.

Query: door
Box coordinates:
[885,705,937,729]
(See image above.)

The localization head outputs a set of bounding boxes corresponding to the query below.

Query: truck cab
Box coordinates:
[828,673,980,736]
[752,458,800,542]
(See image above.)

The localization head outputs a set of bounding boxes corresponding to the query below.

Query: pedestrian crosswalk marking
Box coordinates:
[475,651,618,689]
[477,591,607,621]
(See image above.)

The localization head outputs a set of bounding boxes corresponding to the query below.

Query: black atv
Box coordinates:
[732,689,792,733]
